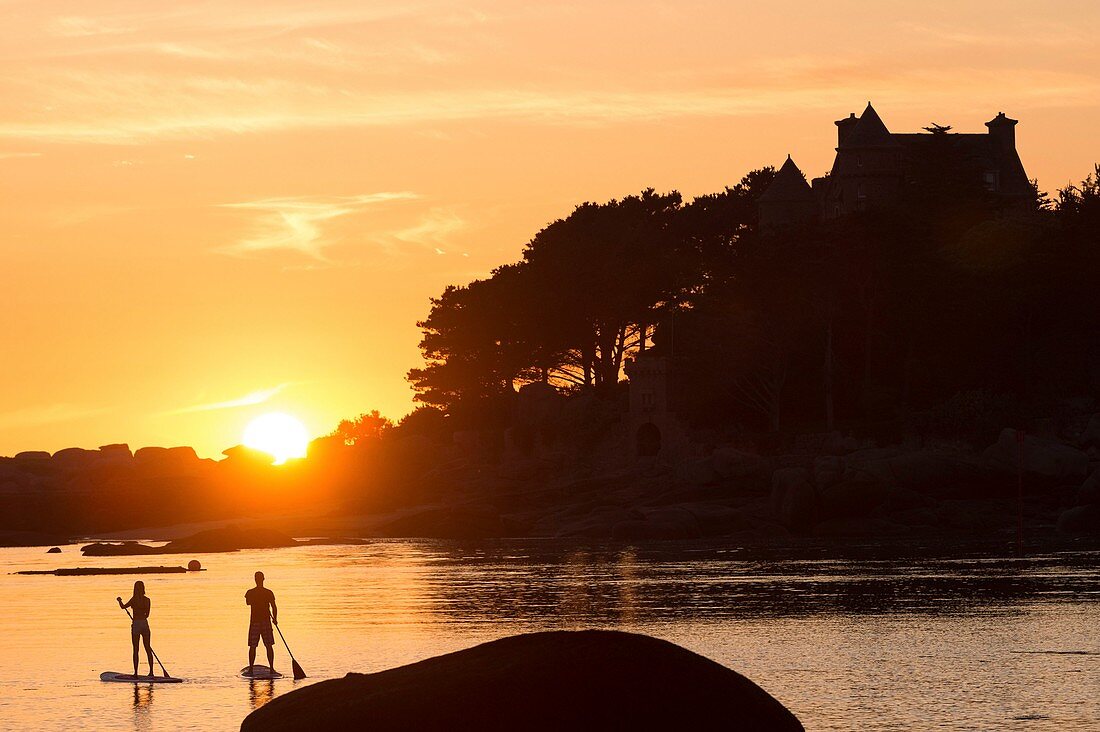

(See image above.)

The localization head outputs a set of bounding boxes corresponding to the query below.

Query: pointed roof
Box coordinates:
[844,102,899,147]
[758,155,815,202]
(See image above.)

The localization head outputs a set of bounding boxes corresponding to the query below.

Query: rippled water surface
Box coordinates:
[0,540,1096,730]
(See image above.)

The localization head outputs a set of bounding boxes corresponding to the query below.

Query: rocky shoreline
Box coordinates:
[2,416,1098,550]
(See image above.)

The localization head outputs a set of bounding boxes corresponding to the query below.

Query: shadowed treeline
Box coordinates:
[1,160,1098,544]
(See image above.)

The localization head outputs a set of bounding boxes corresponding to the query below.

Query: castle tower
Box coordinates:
[824,102,904,218]
[835,112,858,146]
[985,112,1018,153]
[983,112,1030,197]
[625,355,687,461]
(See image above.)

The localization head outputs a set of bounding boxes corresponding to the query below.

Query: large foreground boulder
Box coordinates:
[241,630,803,732]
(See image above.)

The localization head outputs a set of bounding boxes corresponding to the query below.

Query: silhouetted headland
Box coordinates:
[2,108,1098,552]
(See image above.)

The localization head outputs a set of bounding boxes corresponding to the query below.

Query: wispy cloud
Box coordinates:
[38,5,425,41]
[48,15,134,38]
[0,151,42,160]
[3,65,1097,145]
[166,383,291,415]
[381,207,466,253]
[1,2,1098,147]
[218,192,419,259]
[899,21,1092,49]
[46,203,135,228]
[0,403,107,430]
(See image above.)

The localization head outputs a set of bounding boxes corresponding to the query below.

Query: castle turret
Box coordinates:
[757,155,818,230]
[985,112,1018,154]
[842,103,896,148]
[983,111,1030,198]
[835,112,857,147]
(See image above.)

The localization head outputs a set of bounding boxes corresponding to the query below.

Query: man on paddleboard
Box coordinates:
[245,571,279,677]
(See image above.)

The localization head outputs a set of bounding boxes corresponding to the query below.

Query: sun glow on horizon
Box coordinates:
[242,412,309,465]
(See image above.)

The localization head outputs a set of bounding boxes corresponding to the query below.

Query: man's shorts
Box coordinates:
[248,620,274,647]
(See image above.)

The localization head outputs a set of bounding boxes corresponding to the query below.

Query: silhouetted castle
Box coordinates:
[759,103,1031,228]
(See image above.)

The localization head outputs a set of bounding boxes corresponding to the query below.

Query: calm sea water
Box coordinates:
[0,540,1096,731]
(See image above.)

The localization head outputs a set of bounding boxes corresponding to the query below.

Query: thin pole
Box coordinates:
[1016,429,1025,556]
[272,612,307,679]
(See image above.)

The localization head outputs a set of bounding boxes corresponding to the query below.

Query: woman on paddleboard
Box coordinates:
[117,581,154,677]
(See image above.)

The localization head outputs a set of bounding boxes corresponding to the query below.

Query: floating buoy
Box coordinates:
[187,559,201,571]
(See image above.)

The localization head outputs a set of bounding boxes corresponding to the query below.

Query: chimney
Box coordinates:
[985,111,1018,152]
[835,112,857,147]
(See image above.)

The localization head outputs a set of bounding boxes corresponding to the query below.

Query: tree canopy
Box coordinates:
[405,159,1099,440]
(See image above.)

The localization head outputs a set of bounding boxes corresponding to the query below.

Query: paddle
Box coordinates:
[272,613,307,680]
[119,604,174,679]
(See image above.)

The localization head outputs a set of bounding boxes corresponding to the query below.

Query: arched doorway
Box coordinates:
[636,422,662,457]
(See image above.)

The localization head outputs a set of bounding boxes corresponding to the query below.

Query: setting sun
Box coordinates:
[242,412,309,465]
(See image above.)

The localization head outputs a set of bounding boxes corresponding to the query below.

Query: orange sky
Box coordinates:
[2,1,1098,458]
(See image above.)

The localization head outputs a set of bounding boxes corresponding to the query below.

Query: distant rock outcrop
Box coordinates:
[1058,467,1100,535]
[1078,469,1100,506]
[844,450,996,498]
[133,445,203,476]
[240,630,804,732]
[80,541,161,557]
[51,447,96,468]
[711,447,766,481]
[983,429,1089,482]
[1079,413,1100,449]
[376,508,514,539]
[164,525,295,553]
[1057,504,1100,535]
[0,530,70,547]
[96,443,133,465]
[612,506,702,540]
[771,468,815,534]
[81,526,298,556]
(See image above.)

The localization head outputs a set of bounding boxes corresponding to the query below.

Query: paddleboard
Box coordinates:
[100,672,183,684]
[240,665,283,680]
